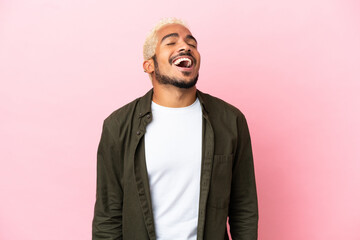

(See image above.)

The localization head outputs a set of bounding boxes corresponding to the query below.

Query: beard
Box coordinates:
[152,55,199,89]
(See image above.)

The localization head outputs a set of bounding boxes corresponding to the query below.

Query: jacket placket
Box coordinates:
[133,105,156,240]
[196,93,215,240]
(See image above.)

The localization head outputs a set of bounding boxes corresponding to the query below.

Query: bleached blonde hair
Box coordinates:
[143,18,189,60]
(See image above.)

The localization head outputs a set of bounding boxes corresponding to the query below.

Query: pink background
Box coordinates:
[1,0,360,239]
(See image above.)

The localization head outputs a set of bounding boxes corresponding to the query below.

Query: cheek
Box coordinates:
[194,52,200,62]
[158,54,171,66]
[196,55,201,68]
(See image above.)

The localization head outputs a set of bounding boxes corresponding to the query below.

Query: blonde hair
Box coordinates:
[143,18,188,60]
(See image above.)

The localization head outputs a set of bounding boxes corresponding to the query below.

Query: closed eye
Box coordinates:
[166,42,175,45]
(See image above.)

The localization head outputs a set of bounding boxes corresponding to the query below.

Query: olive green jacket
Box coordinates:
[92,89,258,240]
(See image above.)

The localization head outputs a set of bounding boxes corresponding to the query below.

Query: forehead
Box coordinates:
[156,24,192,40]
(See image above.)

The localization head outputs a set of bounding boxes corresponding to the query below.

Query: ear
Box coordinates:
[143,59,154,74]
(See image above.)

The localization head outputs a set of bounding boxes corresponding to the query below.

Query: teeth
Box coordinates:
[174,57,192,67]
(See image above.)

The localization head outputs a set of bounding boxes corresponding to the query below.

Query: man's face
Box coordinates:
[152,24,201,89]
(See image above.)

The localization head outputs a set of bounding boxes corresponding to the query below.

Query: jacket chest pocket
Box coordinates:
[208,154,233,209]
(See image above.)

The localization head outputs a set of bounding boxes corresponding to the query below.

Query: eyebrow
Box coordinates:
[160,33,197,44]
[186,35,197,43]
[161,33,179,43]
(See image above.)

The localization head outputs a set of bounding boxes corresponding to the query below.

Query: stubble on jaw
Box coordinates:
[152,55,199,89]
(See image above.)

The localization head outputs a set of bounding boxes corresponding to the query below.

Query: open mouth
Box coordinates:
[172,56,194,70]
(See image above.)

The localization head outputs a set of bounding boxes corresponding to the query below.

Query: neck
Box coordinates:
[152,82,197,108]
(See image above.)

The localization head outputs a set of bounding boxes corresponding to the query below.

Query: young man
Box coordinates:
[92,18,258,240]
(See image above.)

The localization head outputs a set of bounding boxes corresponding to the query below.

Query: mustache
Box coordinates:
[169,52,196,65]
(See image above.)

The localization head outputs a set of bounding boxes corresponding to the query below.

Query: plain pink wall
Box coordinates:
[1,0,359,239]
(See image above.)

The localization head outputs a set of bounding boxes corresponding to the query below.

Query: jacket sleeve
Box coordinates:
[228,114,259,240]
[92,120,123,239]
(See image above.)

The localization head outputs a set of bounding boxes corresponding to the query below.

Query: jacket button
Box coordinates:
[139,112,142,116]
[137,131,141,135]
[146,114,150,119]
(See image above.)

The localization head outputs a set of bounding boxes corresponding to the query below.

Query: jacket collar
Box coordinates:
[137,89,153,119]
[137,88,209,118]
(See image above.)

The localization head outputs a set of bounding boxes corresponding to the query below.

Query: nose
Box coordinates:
[179,47,191,53]
[177,39,191,53]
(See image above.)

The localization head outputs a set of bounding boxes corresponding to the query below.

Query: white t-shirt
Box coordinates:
[144,98,202,240]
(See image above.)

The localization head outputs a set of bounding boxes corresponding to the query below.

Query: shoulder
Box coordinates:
[102,92,150,135]
[197,90,246,120]
[104,97,140,125]
[103,89,152,127]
